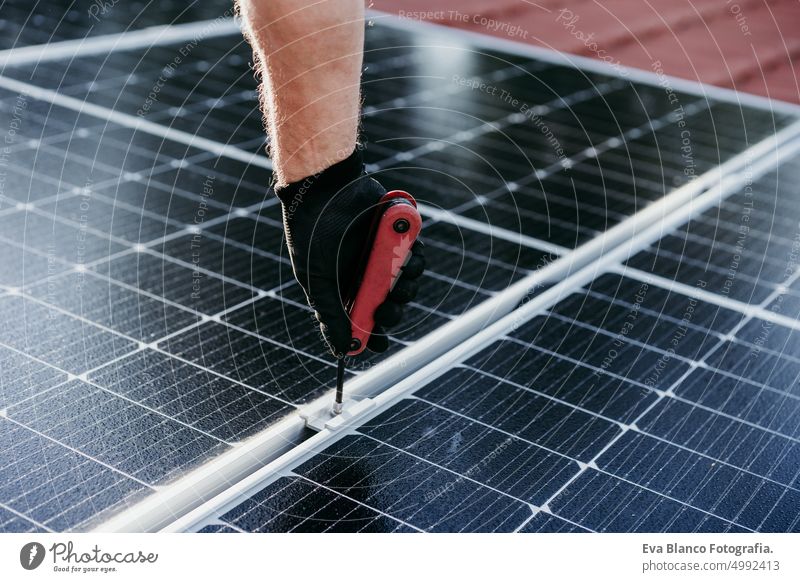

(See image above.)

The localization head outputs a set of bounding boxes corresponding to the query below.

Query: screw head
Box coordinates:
[393,218,410,233]
[349,338,362,351]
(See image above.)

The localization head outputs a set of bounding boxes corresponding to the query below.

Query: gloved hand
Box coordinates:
[278,165,425,358]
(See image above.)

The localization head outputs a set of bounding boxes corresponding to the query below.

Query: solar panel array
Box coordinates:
[197,154,800,533]
[0,8,797,532]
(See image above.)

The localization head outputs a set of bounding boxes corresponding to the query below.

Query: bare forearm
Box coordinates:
[238,0,364,185]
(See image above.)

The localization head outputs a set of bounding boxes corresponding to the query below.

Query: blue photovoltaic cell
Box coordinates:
[216,477,414,533]
[292,435,534,532]
[0,296,137,375]
[626,157,800,304]
[0,344,67,408]
[0,505,48,533]
[0,417,148,531]
[89,350,294,443]
[6,380,228,485]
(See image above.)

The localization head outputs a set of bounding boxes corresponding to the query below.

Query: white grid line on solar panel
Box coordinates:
[368,79,628,172]
[2,10,795,123]
[0,74,272,170]
[286,436,533,533]
[624,255,789,307]
[441,103,786,211]
[28,265,260,328]
[0,216,230,293]
[0,181,278,290]
[24,40,539,134]
[628,247,797,308]
[0,421,147,531]
[0,145,252,219]
[158,306,334,370]
[0,113,106,157]
[87,350,295,443]
[1,411,154,490]
[0,273,304,412]
[0,285,335,450]
[5,378,229,486]
[504,281,800,443]
[217,475,418,533]
[2,38,256,105]
[153,327,337,406]
[1,132,776,354]
[0,337,233,450]
[427,99,711,218]
[0,333,68,392]
[0,85,103,126]
[3,119,200,171]
[342,402,750,531]
[688,211,800,255]
[644,202,797,270]
[459,345,797,448]
[365,428,542,510]
[505,257,800,528]
[0,279,305,442]
[27,205,282,268]
[0,501,50,532]
[365,90,746,175]
[627,216,800,302]
[378,390,752,532]
[23,285,199,354]
[406,390,800,524]
[612,265,800,333]
[25,191,198,241]
[33,51,426,126]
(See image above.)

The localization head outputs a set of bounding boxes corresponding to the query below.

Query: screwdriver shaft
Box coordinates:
[333,359,345,415]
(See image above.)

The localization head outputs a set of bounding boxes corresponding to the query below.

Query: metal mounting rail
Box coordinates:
[95,118,800,532]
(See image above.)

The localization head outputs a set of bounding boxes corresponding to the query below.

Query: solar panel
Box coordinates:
[0,11,798,533]
[194,153,800,532]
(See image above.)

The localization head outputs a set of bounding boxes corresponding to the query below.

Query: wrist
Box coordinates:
[274,146,364,206]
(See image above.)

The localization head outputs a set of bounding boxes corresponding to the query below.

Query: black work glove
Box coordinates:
[276,151,425,357]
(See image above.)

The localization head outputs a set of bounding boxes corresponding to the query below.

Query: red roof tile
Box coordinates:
[376,0,800,104]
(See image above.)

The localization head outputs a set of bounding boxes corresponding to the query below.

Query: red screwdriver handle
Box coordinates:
[346,190,422,356]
